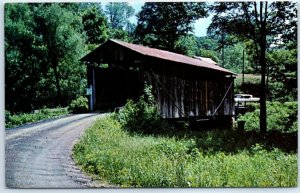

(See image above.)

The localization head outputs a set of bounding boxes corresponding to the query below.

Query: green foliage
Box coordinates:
[5,3,87,112]
[198,49,220,64]
[108,28,133,42]
[209,2,297,133]
[5,3,45,112]
[113,85,169,134]
[73,116,297,187]
[5,108,69,128]
[69,96,88,114]
[239,102,298,133]
[81,4,108,46]
[35,4,87,106]
[174,35,198,56]
[195,36,220,64]
[223,43,249,73]
[267,49,297,101]
[105,2,135,30]
[135,2,207,51]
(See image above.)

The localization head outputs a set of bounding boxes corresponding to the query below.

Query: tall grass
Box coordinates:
[73,116,297,187]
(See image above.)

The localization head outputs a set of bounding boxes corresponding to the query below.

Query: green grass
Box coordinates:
[5,107,69,128]
[73,116,297,187]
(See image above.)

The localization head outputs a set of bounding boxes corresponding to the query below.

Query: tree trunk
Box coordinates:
[259,47,267,134]
[53,63,63,107]
[259,3,267,134]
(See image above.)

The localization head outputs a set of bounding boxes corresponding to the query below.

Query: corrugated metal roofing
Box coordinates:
[83,39,235,75]
[110,39,234,75]
[193,56,218,65]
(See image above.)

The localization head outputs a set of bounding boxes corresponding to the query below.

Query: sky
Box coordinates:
[127,1,212,37]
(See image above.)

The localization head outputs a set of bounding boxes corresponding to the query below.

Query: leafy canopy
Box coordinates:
[208,2,297,133]
[105,2,135,30]
[135,2,207,51]
[5,3,87,112]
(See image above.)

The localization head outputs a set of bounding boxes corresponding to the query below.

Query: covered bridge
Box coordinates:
[81,39,236,122]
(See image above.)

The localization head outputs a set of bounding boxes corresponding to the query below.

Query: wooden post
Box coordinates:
[92,68,96,111]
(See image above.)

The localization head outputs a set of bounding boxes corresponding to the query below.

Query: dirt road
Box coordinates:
[5,113,105,188]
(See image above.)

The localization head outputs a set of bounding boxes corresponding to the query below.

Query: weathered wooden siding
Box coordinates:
[84,40,236,119]
[144,71,234,119]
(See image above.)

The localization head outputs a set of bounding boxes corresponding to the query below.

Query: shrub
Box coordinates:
[5,110,11,123]
[238,102,297,133]
[69,96,88,114]
[113,85,169,134]
[5,107,69,128]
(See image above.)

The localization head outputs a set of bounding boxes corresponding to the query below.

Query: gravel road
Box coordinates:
[5,113,106,188]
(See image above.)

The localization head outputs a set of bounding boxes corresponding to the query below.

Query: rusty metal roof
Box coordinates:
[110,39,235,75]
[83,39,235,75]
[193,56,218,65]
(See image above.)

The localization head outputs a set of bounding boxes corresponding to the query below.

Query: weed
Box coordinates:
[73,116,297,187]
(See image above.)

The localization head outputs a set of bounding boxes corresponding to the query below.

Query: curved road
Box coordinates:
[5,113,106,188]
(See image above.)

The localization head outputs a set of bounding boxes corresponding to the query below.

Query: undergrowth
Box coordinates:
[5,107,69,128]
[238,101,297,133]
[73,116,297,187]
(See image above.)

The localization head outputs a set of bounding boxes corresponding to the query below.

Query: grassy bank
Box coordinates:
[5,108,69,128]
[73,116,297,187]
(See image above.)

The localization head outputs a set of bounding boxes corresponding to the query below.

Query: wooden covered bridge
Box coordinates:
[81,39,236,123]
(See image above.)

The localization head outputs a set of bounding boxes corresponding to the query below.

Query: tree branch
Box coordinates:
[242,2,260,60]
[254,2,262,30]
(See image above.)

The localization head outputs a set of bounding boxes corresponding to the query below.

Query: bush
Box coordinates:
[5,107,69,128]
[69,96,88,114]
[238,102,297,133]
[5,110,11,123]
[113,85,169,134]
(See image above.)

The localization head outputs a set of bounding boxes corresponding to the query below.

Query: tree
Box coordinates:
[105,2,135,30]
[207,31,238,67]
[267,49,297,101]
[35,4,87,107]
[5,4,43,112]
[135,2,207,51]
[5,3,87,112]
[174,35,198,56]
[222,43,250,74]
[209,2,297,133]
[195,36,220,64]
[81,4,108,48]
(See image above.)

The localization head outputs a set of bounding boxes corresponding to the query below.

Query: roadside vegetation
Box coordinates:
[73,88,297,187]
[5,108,69,128]
[73,115,297,187]
[5,96,89,129]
